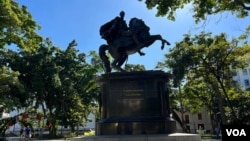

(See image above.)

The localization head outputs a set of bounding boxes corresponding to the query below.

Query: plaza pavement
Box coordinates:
[5,136,222,141]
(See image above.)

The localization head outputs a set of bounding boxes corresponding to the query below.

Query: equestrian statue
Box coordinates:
[99,11,171,73]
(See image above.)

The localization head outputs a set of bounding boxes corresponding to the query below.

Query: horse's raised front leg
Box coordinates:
[161,39,171,50]
[165,39,171,46]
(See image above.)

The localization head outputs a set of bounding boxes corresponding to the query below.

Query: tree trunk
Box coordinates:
[179,86,188,133]
[212,83,227,125]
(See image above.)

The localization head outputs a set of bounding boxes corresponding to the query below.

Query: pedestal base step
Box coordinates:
[72,133,201,141]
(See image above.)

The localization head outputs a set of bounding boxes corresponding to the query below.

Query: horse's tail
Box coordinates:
[99,44,111,73]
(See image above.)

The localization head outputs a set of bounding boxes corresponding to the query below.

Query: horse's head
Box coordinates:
[129,18,143,30]
[129,17,150,43]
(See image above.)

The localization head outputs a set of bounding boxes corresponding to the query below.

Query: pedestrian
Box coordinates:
[214,126,220,139]
[20,128,24,138]
[25,126,31,139]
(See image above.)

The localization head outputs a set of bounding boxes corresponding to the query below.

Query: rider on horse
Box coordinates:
[99,11,171,73]
[100,11,145,55]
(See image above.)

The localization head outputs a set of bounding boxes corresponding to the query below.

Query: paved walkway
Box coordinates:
[202,139,221,141]
[5,136,222,141]
[5,137,67,141]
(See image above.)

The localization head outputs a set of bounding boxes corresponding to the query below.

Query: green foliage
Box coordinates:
[88,50,105,73]
[0,0,101,137]
[0,0,42,51]
[124,64,146,71]
[84,130,95,136]
[0,65,25,110]
[139,0,250,23]
[226,88,250,124]
[183,81,210,113]
[1,38,99,135]
[160,30,250,124]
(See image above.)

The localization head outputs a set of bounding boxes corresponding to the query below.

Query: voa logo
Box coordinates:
[226,129,246,136]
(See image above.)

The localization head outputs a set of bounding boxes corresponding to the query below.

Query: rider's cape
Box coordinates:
[99,18,118,44]
[100,17,150,44]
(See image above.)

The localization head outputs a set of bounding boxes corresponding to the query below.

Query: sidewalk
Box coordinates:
[5,137,67,141]
[202,138,221,141]
[6,136,222,141]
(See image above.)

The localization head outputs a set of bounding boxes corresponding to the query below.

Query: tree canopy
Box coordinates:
[0,1,102,136]
[0,66,25,110]
[1,38,100,135]
[139,0,250,22]
[0,0,42,51]
[157,29,250,125]
[0,0,43,114]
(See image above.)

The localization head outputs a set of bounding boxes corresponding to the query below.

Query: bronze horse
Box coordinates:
[99,17,170,73]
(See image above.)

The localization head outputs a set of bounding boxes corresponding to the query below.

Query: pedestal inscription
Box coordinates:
[96,71,176,135]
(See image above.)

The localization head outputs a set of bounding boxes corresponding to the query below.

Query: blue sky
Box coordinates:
[17,0,250,70]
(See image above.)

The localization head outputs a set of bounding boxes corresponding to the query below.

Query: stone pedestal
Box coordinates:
[96,71,176,135]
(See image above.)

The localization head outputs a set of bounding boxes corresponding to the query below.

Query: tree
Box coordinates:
[124,64,146,71]
[158,31,250,125]
[139,0,250,23]
[3,39,99,136]
[0,0,43,115]
[54,40,99,133]
[0,0,100,137]
[0,66,25,110]
[88,50,105,74]
[0,0,42,50]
